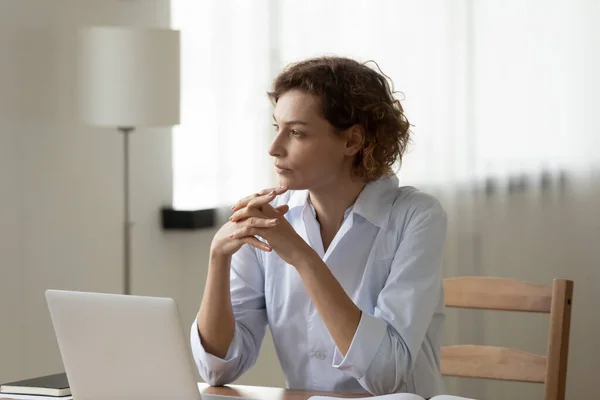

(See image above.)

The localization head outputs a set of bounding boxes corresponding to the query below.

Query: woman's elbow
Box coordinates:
[204,376,231,387]
[361,373,408,396]
[359,347,414,394]
[199,369,236,387]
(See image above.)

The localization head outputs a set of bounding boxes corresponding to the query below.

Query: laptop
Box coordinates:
[45,289,205,400]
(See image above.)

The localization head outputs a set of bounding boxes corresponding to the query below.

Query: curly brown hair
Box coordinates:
[267,56,411,182]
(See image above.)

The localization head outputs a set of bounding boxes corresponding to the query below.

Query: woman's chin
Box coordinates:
[277,176,292,188]
[278,176,301,191]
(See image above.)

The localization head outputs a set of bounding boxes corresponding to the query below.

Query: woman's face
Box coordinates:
[269,89,353,190]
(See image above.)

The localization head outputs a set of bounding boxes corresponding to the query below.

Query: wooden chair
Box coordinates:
[442,277,574,400]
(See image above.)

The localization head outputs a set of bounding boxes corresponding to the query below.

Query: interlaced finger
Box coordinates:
[231,186,287,212]
[241,236,272,252]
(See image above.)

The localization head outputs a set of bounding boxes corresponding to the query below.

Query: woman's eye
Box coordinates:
[291,129,304,137]
[272,124,279,131]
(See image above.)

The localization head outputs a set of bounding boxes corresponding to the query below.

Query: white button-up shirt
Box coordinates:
[191,175,447,398]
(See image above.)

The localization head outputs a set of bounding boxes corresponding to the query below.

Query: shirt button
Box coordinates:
[314,351,326,360]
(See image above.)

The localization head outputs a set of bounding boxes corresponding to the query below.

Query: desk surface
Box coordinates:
[0,383,362,400]
[199,383,366,400]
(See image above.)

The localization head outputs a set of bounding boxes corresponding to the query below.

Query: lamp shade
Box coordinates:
[78,26,180,127]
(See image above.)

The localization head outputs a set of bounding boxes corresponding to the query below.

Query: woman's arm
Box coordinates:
[196,253,236,359]
[191,244,269,386]
[294,252,361,356]
[194,189,283,366]
[293,202,447,395]
[192,190,281,386]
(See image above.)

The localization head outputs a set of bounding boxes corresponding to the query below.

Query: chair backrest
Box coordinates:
[442,277,574,400]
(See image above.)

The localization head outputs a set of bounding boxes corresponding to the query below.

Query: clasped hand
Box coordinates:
[210,186,313,266]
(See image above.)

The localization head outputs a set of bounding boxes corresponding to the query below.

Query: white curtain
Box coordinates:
[171,1,600,399]
[171,0,276,210]
[171,0,599,208]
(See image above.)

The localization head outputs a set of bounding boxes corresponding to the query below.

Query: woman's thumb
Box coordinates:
[275,204,290,215]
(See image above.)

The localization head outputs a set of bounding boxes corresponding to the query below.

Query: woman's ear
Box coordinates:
[344,125,365,156]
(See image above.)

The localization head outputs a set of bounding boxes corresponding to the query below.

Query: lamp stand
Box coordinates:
[118,126,134,295]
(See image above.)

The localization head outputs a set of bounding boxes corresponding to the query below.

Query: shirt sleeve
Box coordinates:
[331,199,447,395]
[190,243,268,386]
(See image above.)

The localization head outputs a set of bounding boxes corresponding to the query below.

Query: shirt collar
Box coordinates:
[287,189,310,211]
[285,174,399,229]
[352,174,398,229]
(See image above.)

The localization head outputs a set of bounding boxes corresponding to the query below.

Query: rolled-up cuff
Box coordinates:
[332,312,387,379]
[190,317,241,372]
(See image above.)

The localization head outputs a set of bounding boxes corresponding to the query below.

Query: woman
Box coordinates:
[191,57,447,398]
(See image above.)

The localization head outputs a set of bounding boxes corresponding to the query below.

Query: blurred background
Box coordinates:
[1,0,599,399]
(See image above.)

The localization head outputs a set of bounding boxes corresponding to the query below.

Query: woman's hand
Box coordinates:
[230,185,288,212]
[209,188,289,259]
[229,194,315,267]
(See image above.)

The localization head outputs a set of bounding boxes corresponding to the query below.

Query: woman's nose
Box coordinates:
[268,133,286,157]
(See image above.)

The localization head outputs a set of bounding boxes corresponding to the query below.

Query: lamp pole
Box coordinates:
[119,126,134,295]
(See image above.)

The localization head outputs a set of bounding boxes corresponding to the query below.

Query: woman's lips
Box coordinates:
[275,164,292,174]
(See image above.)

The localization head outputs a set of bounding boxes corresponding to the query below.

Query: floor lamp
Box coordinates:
[78,26,180,294]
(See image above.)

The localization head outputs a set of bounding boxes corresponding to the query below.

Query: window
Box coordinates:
[171,1,597,209]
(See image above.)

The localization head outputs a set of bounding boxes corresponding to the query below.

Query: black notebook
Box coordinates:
[0,372,70,397]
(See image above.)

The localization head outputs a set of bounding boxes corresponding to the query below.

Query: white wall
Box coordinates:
[476,178,600,400]
[0,0,162,381]
[440,177,600,400]
[0,0,284,387]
